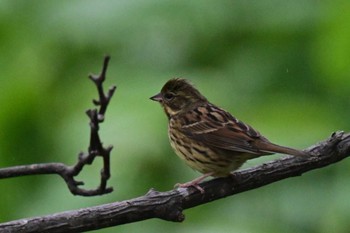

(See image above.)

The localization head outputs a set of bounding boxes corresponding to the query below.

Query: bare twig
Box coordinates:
[1,131,349,233]
[0,56,116,196]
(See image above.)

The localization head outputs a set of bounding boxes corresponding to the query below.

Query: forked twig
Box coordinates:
[0,56,116,196]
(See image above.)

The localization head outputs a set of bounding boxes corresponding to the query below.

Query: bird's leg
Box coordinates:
[175,172,214,193]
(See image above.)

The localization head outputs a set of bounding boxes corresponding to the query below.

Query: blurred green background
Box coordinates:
[0,1,349,232]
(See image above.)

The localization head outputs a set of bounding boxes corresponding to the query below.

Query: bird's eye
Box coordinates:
[164,92,175,101]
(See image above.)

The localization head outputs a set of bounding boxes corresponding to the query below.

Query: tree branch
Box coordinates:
[0,56,116,196]
[1,131,349,233]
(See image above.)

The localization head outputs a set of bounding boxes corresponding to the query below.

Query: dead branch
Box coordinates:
[0,56,116,196]
[1,131,349,233]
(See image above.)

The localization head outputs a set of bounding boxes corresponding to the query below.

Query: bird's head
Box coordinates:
[150,78,207,118]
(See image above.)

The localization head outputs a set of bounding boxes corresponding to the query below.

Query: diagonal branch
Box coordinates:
[1,131,349,233]
[0,56,116,196]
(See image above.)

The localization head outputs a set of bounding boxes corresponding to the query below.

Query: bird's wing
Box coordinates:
[178,104,269,155]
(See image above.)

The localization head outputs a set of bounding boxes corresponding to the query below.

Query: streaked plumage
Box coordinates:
[151,78,307,192]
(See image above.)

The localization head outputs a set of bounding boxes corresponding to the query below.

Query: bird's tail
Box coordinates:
[256,140,308,157]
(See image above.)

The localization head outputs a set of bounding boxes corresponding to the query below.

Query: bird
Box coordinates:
[150,78,307,193]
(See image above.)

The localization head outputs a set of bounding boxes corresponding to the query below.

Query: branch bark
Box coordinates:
[1,131,349,233]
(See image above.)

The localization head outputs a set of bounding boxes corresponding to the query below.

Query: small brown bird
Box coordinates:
[150,78,307,192]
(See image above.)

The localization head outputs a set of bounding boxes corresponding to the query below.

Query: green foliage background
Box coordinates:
[0,1,349,232]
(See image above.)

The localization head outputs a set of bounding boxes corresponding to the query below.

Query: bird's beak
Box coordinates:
[150,93,163,102]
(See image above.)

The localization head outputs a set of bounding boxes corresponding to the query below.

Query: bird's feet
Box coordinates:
[175,172,214,194]
[175,181,205,193]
